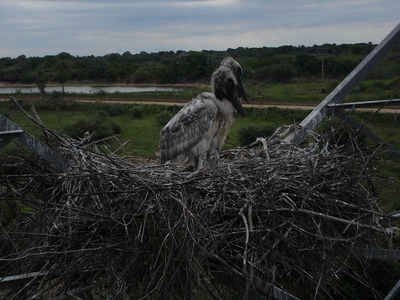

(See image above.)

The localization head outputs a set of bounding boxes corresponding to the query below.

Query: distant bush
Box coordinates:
[26,92,80,111]
[269,64,296,83]
[155,111,173,126]
[237,124,276,146]
[316,116,367,147]
[94,89,108,95]
[62,110,121,140]
[89,102,126,116]
[322,80,340,93]
[131,107,144,119]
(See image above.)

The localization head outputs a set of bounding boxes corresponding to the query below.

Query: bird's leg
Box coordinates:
[194,155,200,171]
[216,147,221,162]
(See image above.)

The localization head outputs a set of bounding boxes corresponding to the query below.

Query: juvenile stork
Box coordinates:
[208,57,249,159]
[221,57,249,104]
[158,65,245,171]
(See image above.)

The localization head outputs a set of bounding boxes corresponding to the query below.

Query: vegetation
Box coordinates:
[62,110,122,140]
[237,123,277,146]
[1,43,399,87]
[1,43,400,299]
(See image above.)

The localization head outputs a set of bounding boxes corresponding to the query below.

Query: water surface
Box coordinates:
[0,85,181,94]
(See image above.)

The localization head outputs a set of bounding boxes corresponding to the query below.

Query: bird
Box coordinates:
[158,64,246,171]
[207,57,249,159]
[220,57,249,105]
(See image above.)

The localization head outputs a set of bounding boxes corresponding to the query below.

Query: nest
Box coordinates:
[0,109,399,299]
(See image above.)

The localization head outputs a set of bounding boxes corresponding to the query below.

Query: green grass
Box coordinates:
[113,113,164,158]
[1,103,312,158]
[245,77,400,104]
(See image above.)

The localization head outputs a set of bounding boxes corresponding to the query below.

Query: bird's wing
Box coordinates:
[159,93,218,163]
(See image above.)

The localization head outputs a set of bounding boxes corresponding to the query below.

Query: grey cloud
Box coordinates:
[0,0,399,57]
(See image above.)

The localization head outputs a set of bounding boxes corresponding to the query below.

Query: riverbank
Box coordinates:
[0,82,207,88]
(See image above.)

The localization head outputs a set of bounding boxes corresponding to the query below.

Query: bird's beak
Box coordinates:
[230,86,246,117]
[238,77,249,104]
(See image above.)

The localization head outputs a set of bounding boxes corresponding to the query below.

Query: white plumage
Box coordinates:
[159,59,248,171]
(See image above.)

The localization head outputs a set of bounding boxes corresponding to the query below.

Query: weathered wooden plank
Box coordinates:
[0,114,70,172]
[284,23,400,145]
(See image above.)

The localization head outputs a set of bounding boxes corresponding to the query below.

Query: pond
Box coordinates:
[0,85,182,94]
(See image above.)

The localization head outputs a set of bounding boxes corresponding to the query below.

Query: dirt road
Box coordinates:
[2,94,399,113]
[74,98,400,114]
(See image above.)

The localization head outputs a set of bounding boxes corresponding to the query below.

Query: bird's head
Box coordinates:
[221,57,249,104]
[212,66,246,117]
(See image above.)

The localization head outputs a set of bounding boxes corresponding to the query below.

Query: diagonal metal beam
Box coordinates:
[284,22,400,145]
[385,280,400,300]
[333,110,400,159]
[0,114,70,172]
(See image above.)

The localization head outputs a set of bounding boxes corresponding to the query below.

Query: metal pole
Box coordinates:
[284,23,400,145]
[385,280,400,300]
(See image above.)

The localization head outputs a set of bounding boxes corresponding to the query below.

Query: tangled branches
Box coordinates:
[0,120,398,299]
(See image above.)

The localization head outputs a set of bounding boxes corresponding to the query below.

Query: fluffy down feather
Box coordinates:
[159,92,219,167]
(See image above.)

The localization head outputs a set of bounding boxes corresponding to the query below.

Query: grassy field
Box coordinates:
[1,76,399,164]
[1,101,313,158]
[246,77,400,104]
[2,99,399,157]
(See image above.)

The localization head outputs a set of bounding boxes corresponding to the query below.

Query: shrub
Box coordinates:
[269,64,296,83]
[237,124,276,146]
[155,111,173,126]
[316,116,367,147]
[30,92,80,111]
[90,102,126,116]
[131,107,144,119]
[62,111,121,140]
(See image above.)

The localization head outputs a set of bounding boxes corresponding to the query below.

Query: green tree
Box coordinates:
[35,69,48,100]
[89,57,108,80]
[294,52,319,75]
[131,67,154,83]
[269,64,296,83]
[54,59,71,95]
[182,51,210,81]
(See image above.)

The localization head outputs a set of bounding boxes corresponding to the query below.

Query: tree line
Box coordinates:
[1,42,399,87]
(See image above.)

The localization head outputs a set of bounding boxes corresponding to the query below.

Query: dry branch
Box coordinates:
[0,112,399,299]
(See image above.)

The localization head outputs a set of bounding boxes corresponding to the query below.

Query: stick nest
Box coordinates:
[0,117,398,299]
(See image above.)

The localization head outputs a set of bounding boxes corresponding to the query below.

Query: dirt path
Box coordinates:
[74,98,400,114]
[2,94,399,113]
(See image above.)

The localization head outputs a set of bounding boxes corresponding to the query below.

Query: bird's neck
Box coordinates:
[215,98,235,118]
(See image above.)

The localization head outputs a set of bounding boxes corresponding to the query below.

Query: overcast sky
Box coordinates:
[1,0,399,58]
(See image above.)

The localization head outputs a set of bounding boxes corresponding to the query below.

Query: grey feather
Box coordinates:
[159,92,218,163]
